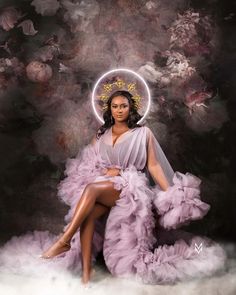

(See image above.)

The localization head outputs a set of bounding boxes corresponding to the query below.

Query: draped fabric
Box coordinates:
[0,126,226,284]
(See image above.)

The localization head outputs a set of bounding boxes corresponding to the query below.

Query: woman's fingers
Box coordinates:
[105,168,120,176]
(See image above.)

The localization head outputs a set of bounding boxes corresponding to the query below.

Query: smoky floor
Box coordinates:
[0,252,236,295]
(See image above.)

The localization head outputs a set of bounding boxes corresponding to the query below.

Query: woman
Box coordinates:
[0,90,225,286]
[40,90,171,283]
[39,90,225,285]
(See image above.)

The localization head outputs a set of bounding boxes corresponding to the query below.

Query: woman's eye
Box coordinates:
[111,105,128,109]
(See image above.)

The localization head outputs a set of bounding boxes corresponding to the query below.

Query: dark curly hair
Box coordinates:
[96,90,143,139]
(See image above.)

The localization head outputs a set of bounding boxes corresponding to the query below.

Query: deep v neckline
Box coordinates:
[110,126,132,148]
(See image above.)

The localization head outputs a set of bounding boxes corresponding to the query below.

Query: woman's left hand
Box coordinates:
[103,168,120,177]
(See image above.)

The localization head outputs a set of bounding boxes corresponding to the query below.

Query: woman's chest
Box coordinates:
[97,128,148,168]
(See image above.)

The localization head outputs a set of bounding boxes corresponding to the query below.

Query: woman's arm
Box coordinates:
[147,163,170,191]
[146,128,170,191]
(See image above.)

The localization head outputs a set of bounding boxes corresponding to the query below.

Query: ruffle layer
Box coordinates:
[103,166,226,284]
[103,165,156,277]
[134,236,226,284]
[57,144,111,226]
[153,171,210,230]
[0,145,226,284]
[57,144,107,208]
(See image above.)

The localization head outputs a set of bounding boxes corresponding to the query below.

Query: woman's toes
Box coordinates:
[41,240,70,259]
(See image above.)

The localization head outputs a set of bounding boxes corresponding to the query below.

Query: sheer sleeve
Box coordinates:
[146,127,211,229]
[146,127,174,190]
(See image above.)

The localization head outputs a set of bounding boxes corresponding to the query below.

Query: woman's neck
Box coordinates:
[112,122,129,131]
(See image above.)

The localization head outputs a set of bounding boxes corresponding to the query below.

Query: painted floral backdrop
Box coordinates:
[0,0,235,243]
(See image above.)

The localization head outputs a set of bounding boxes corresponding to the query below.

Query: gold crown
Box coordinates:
[98,78,142,111]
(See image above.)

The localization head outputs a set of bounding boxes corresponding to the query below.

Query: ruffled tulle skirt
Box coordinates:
[0,145,226,284]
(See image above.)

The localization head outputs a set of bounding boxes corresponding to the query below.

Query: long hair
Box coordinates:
[96,90,143,139]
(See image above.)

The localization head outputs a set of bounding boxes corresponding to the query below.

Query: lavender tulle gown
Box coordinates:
[0,126,226,284]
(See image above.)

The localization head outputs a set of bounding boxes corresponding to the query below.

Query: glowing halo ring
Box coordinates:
[91,68,151,124]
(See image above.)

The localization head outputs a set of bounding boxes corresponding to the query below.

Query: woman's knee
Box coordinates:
[84,181,115,196]
[83,183,101,199]
[83,181,119,206]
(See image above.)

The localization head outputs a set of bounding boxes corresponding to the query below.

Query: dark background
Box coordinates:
[0,0,235,245]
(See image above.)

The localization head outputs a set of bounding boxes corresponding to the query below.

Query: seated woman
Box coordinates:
[38,89,226,285]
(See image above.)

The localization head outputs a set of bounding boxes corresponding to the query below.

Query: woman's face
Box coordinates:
[110,96,130,123]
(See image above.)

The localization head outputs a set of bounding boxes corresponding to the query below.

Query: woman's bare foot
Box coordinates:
[81,268,95,285]
[40,237,71,259]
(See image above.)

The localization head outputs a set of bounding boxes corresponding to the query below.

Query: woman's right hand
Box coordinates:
[103,168,121,177]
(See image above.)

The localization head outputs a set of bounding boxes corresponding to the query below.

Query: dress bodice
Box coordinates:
[96,126,148,171]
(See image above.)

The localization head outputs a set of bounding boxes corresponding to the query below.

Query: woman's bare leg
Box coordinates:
[80,203,109,284]
[41,181,120,258]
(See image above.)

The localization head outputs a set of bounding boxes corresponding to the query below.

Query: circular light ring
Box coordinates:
[91,68,151,124]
